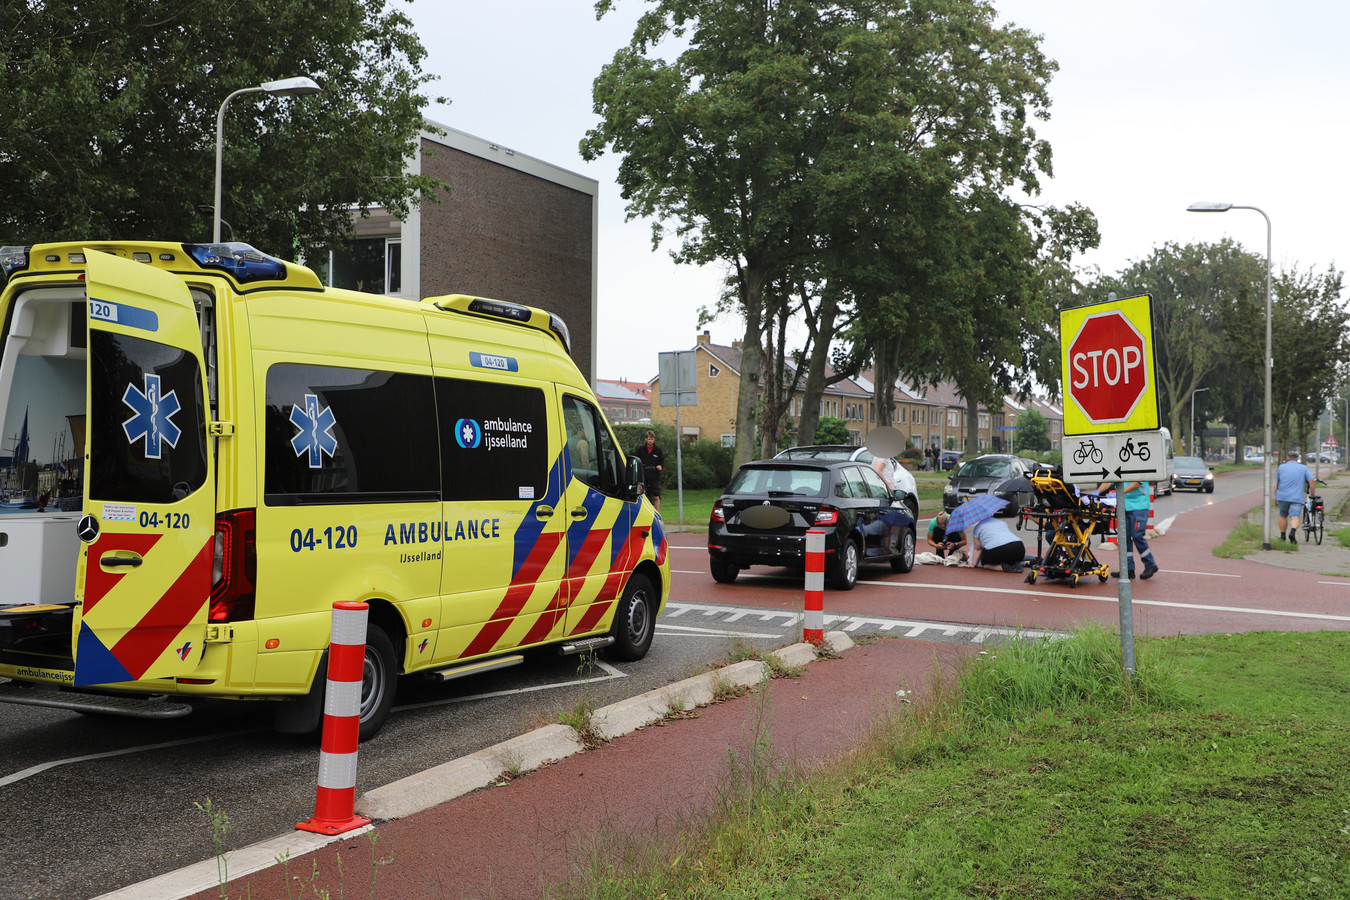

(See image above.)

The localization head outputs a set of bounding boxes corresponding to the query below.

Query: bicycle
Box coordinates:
[1302,478,1327,545]
[1073,440,1103,465]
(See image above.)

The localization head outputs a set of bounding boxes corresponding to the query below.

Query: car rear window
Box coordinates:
[956,459,1012,479]
[728,466,827,497]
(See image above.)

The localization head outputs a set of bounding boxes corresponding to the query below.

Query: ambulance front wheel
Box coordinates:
[358,624,398,740]
[608,573,656,661]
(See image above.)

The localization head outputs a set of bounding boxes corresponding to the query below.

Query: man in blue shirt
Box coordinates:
[1275,450,1315,546]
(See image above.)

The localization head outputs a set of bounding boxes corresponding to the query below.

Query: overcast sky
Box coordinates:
[403,1,1348,382]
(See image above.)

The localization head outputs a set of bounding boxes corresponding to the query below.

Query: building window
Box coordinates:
[947,409,959,427]
[709,364,720,378]
[312,237,403,296]
[721,433,735,447]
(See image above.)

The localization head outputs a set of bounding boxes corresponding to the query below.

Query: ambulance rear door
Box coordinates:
[77,251,214,687]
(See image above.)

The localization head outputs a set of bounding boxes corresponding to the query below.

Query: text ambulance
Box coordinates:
[0,242,669,738]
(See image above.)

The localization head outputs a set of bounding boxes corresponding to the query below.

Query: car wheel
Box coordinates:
[358,623,398,742]
[890,525,916,574]
[831,538,859,591]
[608,573,656,661]
[709,558,740,584]
[1204,483,1214,494]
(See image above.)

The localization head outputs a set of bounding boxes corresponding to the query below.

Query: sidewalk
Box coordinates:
[1239,470,1350,577]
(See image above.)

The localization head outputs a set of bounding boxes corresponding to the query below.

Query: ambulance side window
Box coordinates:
[263,364,439,504]
[437,377,548,502]
[88,330,209,503]
[562,395,623,497]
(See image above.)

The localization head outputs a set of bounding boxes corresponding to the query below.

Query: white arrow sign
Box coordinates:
[1061,431,1167,485]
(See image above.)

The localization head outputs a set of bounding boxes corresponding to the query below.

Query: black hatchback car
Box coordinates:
[708,460,916,590]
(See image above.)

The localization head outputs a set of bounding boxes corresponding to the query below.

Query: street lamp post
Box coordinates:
[213,76,322,243]
[1190,386,1210,456]
[1188,202,1273,550]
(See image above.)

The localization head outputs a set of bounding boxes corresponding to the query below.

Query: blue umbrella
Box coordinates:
[945,494,1009,535]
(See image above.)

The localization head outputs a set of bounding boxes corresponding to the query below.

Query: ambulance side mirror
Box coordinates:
[625,456,645,502]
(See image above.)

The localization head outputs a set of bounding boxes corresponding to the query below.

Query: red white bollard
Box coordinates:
[297,600,372,835]
[803,529,825,646]
[1148,484,1156,532]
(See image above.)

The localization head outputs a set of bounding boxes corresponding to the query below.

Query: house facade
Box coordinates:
[648,331,1064,455]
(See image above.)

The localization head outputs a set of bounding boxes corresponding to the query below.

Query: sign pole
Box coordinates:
[1115,482,1136,676]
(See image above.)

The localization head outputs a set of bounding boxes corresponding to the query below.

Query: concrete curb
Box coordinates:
[96,631,856,900]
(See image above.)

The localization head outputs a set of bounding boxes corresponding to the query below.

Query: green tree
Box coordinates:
[584,0,1065,466]
[1,0,444,259]
[1096,240,1265,441]
[814,416,851,444]
[1013,407,1050,453]
[1269,264,1347,452]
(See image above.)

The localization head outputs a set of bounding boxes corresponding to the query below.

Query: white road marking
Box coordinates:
[862,579,1350,624]
[0,730,264,788]
[657,623,783,639]
[393,659,628,713]
[662,602,1060,644]
[1318,581,1350,587]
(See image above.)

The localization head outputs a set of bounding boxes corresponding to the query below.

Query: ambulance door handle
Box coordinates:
[570,507,588,520]
[100,553,143,568]
[535,505,555,520]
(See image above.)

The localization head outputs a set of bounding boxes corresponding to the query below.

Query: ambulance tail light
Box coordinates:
[211,508,257,622]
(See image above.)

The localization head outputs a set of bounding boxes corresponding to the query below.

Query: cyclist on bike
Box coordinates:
[1275,450,1316,547]
[1094,479,1159,580]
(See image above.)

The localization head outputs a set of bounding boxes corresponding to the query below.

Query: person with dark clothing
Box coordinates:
[633,430,665,513]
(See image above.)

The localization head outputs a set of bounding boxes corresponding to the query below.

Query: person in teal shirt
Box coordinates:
[1095,480,1159,579]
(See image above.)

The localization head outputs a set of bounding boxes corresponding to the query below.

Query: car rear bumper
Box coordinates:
[708,528,840,569]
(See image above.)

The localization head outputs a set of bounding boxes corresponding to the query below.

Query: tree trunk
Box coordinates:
[733,270,766,467]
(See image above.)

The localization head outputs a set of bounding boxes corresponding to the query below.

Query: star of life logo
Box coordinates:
[122,373,182,460]
[455,418,482,449]
[289,394,338,468]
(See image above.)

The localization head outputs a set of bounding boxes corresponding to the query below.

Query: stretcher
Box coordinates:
[1016,467,1116,587]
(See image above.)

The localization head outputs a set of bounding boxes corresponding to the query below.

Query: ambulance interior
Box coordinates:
[0,287,87,607]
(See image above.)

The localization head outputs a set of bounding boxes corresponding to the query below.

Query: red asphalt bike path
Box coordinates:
[187,478,1349,900]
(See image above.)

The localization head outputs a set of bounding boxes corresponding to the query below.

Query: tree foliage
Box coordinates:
[1013,406,1049,453]
[1,0,445,259]
[583,0,1074,465]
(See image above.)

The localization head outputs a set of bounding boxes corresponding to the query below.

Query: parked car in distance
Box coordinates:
[708,459,916,590]
[1170,455,1214,493]
[775,445,918,517]
[939,449,963,470]
[943,454,1040,515]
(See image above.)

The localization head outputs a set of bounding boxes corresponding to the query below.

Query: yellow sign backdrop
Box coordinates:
[1060,294,1159,435]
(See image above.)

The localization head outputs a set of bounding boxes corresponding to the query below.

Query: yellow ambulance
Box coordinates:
[0,241,669,738]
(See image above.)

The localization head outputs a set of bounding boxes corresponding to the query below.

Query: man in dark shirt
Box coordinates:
[633,430,665,512]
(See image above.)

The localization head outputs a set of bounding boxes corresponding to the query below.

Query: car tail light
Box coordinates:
[813,506,839,526]
[711,505,726,523]
[210,508,257,622]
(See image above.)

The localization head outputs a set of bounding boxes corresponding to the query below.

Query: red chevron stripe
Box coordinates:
[110,538,212,679]
[82,533,162,614]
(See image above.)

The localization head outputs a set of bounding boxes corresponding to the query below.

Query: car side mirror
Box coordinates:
[625,456,645,503]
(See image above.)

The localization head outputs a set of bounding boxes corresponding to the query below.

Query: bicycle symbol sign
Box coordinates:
[1060,431,1166,486]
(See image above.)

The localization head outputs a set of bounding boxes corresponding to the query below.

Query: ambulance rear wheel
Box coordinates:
[609,573,656,661]
[358,624,397,741]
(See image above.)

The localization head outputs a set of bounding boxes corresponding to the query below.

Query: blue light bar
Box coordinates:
[184,243,288,283]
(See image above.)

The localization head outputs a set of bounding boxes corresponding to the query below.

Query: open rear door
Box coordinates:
[75,251,214,687]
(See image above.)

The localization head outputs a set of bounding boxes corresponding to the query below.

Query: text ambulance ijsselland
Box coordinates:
[0,242,669,738]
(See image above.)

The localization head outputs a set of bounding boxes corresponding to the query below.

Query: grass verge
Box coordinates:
[556,625,1350,898]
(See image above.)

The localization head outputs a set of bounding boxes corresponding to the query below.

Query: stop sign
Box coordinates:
[1067,311,1148,424]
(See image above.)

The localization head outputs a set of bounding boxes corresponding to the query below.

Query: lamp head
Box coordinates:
[1187,201,1233,213]
[260,76,322,98]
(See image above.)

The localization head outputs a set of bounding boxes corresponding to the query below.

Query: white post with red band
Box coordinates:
[804,529,825,645]
[297,600,372,835]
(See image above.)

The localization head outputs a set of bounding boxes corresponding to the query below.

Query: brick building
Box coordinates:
[648,331,1063,455]
[316,121,600,379]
